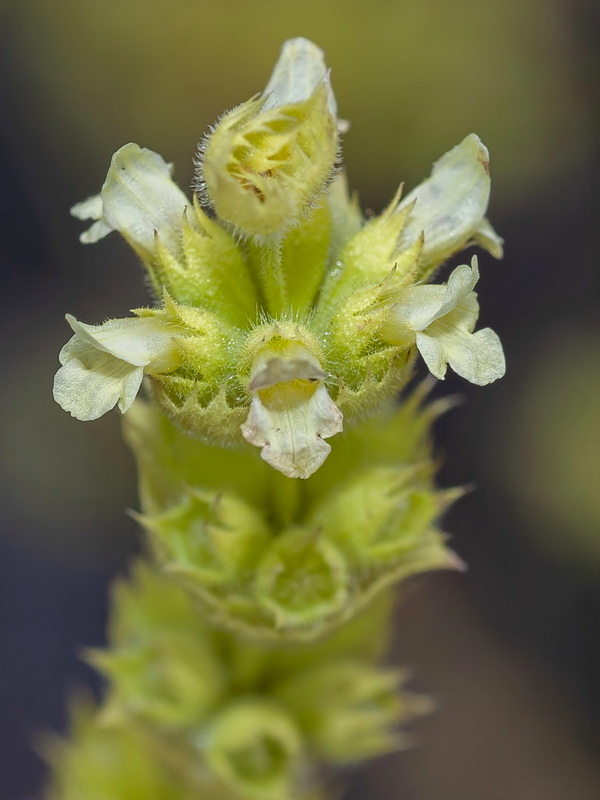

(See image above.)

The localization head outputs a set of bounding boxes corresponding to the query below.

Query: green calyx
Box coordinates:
[124,385,460,642]
[131,193,419,454]
[46,565,429,800]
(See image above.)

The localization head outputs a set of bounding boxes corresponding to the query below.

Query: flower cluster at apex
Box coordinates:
[54,37,505,480]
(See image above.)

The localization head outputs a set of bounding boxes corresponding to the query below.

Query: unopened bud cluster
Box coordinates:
[124,387,459,642]
[49,37,506,800]
[47,566,429,800]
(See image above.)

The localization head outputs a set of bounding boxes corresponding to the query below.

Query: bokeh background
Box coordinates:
[0,1,597,798]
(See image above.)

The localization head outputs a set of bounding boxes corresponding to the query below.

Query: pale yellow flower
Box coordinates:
[71,144,188,263]
[381,258,505,385]
[53,315,180,420]
[240,343,343,479]
[396,134,503,276]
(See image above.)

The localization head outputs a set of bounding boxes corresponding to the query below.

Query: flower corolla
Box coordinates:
[53,315,180,420]
[381,258,505,385]
[240,343,343,479]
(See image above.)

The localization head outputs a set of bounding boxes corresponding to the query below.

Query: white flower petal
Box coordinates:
[70,194,103,221]
[441,290,480,335]
[249,356,326,391]
[54,315,181,422]
[53,344,144,420]
[80,218,115,244]
[417,326,505,385]
[241,381,343,479]
[384,259,482,347]
[473,217,504,259]
[71,195,115,242]
[415,331,448,380]
[432,260,480,322]
[382,258,503,385]
[397,134,494,272]
[444,327,506,385]
[382,285,446,344]
[102,144,189,260]
[65,314,179,370]
[262,37,337,116]
[71,144,189,260]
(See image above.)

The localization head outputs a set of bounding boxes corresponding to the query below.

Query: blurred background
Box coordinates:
[0,1,597,798]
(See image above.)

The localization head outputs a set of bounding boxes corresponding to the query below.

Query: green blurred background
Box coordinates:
[0,1,597,798]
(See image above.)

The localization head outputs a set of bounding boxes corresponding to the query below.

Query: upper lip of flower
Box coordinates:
[261,37,338,116]
[394,133,503,278]
[53,314,181,421]
[70,143,190,266]
[248,357,326,391]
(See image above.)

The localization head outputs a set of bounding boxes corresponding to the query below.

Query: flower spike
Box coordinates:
[50,38,510,800]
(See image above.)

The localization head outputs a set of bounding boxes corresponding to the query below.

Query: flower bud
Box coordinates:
[255,527,349,628]
[275,661,431,763]
[139,488,270,587]
[196,38,338,238]
[203,699,303,800]
[90,634,225,727]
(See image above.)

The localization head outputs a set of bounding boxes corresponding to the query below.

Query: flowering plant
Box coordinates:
[48,38,504,800]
